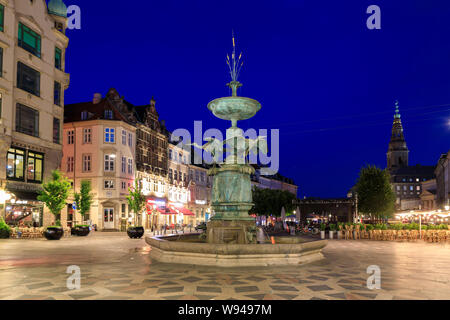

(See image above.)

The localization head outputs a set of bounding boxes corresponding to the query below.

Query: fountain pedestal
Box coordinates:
[207,163,256,244]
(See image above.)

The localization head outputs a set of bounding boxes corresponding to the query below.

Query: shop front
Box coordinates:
[168,202,195,226]
[4,190,44,227]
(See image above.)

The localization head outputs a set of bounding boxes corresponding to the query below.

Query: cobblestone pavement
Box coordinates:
[0,232,449,300]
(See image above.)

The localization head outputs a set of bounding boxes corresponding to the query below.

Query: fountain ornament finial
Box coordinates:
[226,31,243,96]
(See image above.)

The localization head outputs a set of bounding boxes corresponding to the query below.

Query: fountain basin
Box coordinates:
[146,234,327,267]
[208,96,261,122]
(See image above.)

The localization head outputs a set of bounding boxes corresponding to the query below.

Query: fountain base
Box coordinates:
[146,235,327,267]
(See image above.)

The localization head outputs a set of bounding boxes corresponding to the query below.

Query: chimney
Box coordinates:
[93,93,102,104]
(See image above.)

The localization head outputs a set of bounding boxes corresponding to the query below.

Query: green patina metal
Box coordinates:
[48,0,67,18]
[199,34,268,243]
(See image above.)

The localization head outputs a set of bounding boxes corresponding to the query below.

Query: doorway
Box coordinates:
[104,208,114,229]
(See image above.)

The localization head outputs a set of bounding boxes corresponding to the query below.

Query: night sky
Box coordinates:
[63,0,450,198]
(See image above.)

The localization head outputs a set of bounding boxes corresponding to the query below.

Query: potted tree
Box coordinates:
[126,180,146,239]
[0,218,11,239]
[320,223,326,239]
[329,224,336,239]
[73,180,93,237]
[37,170,71,240]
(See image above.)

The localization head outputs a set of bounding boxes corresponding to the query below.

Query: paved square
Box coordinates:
[0,232,449,300]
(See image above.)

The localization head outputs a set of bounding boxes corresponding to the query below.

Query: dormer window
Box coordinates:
[104,110,113,120]
[81,111,88,120]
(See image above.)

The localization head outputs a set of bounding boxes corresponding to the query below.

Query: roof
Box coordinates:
[64,99,132,124]
[392,165,436,177]
[48,0,67,17]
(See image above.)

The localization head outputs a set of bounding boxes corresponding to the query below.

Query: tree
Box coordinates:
[355,165,396,221]
[250,187,297,220]
[126,180,146,226]
[37,170,72,226]
[74,180,93,224]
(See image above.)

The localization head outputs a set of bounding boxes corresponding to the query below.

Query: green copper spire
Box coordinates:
[394,100,401,119]
[226,31,243,96]
[48,0,67,18]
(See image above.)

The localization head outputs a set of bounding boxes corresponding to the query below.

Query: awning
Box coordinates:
[7,190,40,201]
[178,207,195,216]
[157,208,177,215]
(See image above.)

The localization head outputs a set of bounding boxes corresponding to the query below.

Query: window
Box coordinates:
[18,23,41,57]
[409,186,413,191]
[67,130,74,144]
[55,47,62,70]
[17,62,40,96]
[416,186,421,191]
[121,157,126,173]
[83,154,91,172]
[83,128,91,144]
[0,4,4,32]
[179,153,183,163]
[67,157,74,173]
[16,103,39,137]
[104,110,113,119]
[0,47,3,78]
[53,118,60,144]
[169,169,173,180]
[27,152,43,183]
[169,149,172,160]
[174,170,178,181]
[104,155,115,172]
[121,181,126,190]
[0,93,2,118]
[81,111,88,121]
[104,180,115,189]
[6,148,25,181]
[201,172,205,182]
[189,170,193,181]
[104,128,115,143]
[127,159,133,174]
[128,133,132,147]
[184,173,187,182]
[122,130,127,145]
[54,81,61,106]
[195,171,199,182]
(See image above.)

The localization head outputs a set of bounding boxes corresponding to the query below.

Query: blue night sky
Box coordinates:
[63,0,450,198]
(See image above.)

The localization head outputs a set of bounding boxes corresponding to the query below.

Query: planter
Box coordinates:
[72,226,90,237]
[337,230,342,240]
[320,230,326,239]
[44,227,64,240]
[127,226,145,239]
[329,231,334,239]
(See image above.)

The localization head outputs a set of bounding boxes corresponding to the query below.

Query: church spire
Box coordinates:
[387,100,409,171]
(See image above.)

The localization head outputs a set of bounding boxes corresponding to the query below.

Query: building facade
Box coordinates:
[188,164,212,224]
[386,102,435,211]
[251,168,298,196]
[0,0,70,226]
[133,97,170,230]
[64,92,136,230]
[435,150,450,210]
[166,141,193,225]
[420,179,437,211]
